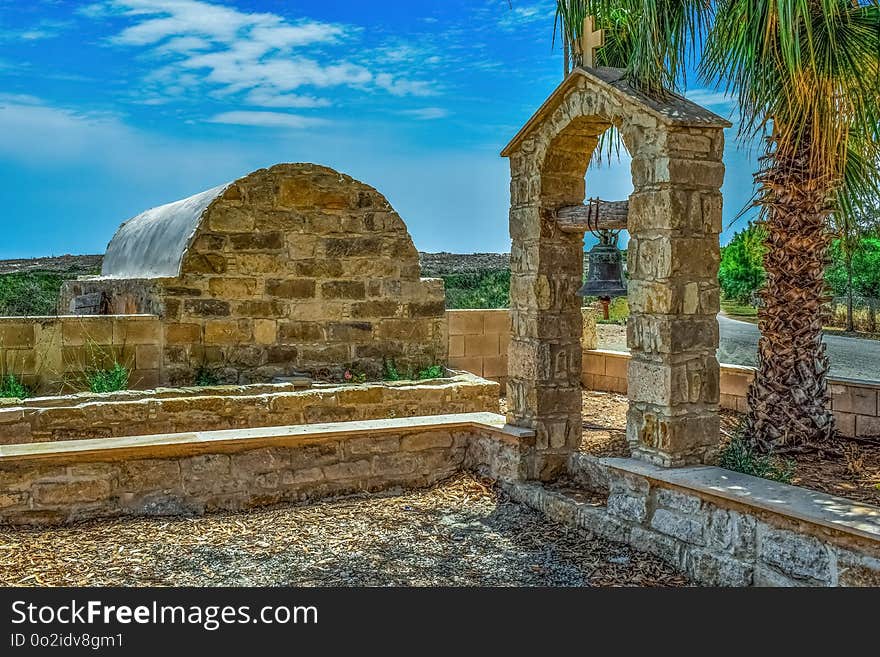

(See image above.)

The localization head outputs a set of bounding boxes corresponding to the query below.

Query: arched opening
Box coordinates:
[503,68,727,476]
[582,126,634,338]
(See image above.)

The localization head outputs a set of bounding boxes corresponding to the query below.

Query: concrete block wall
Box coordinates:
[0,315,162,395]
[447,310,510,388]
[583,349,880,438]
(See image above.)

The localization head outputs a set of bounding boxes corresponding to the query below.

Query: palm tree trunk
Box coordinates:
[746,137,835,451]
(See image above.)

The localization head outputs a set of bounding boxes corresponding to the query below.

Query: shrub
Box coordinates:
[0,374,29,399]
[719,434,795,484]
[86,362,130,393]
[442,270,510,309]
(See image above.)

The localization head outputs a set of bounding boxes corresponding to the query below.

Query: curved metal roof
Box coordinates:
[101,182,230,279]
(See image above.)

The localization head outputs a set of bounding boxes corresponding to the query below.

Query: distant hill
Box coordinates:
[1,253,513,278]
[0,254,103,276]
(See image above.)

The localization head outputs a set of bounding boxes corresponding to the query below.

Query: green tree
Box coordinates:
[827,235,880,331]
[552,1,880,450]
[719,223,766,304]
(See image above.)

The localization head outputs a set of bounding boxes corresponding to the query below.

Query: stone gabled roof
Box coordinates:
[501,67,732,157]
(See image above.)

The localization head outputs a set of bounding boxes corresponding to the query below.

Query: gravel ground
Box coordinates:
[0,475,688,587]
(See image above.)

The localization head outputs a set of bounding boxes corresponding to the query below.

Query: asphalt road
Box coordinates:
[600,315,880,382]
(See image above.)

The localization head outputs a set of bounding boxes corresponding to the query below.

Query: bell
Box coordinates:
[577,231,627,319]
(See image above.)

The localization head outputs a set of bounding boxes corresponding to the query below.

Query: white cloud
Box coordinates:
[0,95,138,163]
[499,3,555,30]
[1,19,71,42]
[84,0,438,112]
[207,110,327,129]
[374,73,436,97]
[686,88,736,109]
[0,94,258,184]
[244,88,330,109]
[401,107,449,120]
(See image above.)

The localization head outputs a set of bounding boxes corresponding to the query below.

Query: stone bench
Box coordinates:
[0,412,532,526]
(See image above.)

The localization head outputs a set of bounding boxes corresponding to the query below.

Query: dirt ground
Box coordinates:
[0,475,687,587]
[572,391,880,506]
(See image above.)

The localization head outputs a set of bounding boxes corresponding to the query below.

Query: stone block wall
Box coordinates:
[0,315,162,395]
[583,349,880,438]
[508,456,880,586]
[61,164,448,386]
[0,373,499,444]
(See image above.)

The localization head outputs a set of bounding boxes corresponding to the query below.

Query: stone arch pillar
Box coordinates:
[503,68,730,477]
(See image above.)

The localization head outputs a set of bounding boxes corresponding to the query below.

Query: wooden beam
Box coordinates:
[555,200,629,233]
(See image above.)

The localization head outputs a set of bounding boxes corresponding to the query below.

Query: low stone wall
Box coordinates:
[507,455,880,586]
[0,315,162,396]
[0,413,532,526]
[0,371,498,444]
[583,349,880,438]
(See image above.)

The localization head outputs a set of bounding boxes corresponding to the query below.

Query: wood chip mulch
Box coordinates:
[0,475,688,587]
[568,390,880,506]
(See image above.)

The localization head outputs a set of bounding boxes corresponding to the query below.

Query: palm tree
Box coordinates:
[552,1,880,451]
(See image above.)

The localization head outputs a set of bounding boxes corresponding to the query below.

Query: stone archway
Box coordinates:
[502,68,731,479]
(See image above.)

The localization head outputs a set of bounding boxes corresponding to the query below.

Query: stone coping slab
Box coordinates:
[0,413,532,464]
[602,457,880,544]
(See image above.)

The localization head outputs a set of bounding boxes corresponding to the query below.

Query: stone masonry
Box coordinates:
[502,67,730,474]
[0,371,498,444]
[508,455,880,587]
[0,413,531,526]
[61,164,447,386]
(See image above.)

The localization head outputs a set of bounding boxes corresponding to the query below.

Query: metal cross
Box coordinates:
[581,16,604,68]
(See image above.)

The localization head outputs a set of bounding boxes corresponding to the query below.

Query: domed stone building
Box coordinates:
[61,163,447,384]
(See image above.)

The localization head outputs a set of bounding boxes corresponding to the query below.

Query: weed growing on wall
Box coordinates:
[0,374,29,399]
[344,369,367,384]
[86,362,130,394]
[194,366,221,387]
[382,358,402,382]
[382,358,446,382]
[417,365,445,380]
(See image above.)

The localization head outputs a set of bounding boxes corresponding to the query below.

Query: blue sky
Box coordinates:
[0,0,757,259]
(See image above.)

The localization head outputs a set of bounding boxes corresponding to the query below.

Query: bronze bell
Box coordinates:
[577,229,627,319]
[578,230,627,299]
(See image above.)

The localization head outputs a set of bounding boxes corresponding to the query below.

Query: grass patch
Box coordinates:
[0,374,29,399]
[719,434,795,484]
[86,362,130,394]
[720,298,758,319]
[442,270,509,309]
[581,296,629,325]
